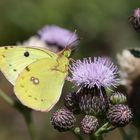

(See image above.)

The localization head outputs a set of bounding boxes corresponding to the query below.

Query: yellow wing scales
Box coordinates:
[14,58,69,111]
[0,46,57,85]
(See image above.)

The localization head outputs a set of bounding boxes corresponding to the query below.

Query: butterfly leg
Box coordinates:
[69,58,76,63]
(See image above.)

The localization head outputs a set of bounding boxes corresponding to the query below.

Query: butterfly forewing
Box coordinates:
[0,46,57,85]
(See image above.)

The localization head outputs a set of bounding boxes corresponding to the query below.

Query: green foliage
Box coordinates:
[0,0,139,57]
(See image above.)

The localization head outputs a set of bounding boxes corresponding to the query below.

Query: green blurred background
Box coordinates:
[0,0,139,140]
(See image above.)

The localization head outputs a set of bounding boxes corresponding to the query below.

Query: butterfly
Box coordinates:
[0,46,71,112]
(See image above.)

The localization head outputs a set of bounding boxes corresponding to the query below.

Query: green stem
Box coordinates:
[0,89,36,140]
[95,122,109,136]
[0,89,15,106]
[89,134,102,140]
[89,123,114,140]
[23,111,36,140]
[92,122,116,139]
[13,101,36,140]
[72,127,84,140]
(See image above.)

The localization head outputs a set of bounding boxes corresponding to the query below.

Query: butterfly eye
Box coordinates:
[24,51,30,57]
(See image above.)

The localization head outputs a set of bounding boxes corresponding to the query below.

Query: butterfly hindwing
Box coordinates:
[0,46,57,85]
[14,58,68,111]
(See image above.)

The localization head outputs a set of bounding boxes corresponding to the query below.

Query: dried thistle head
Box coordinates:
[117,48,140,92]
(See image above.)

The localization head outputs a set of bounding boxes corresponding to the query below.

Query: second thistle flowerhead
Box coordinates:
[38,25,78,48]
[129,8,140,32]
[69,57,119,89]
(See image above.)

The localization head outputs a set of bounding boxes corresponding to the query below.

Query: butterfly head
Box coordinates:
[63,48,72,58]
[58,36,79,58]
[58,46,72,58]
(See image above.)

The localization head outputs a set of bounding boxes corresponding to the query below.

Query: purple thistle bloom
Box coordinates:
[69,57,119,89]
[38,25,78,48]
[129,8,140,32]
[134,8,140,18]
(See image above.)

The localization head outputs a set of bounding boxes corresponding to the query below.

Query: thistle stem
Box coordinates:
[22,111,36,140]
[89,122,116,140]
[94,122,116,137]
[89,123,109,140]
[95,122,109,136]
[0,89,36,140]
[0,89,15,106]
[89,134,102,140]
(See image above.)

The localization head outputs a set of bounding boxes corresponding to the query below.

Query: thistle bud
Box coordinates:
[81,115,99,134]
[110,92,127,105]
[107,105,133,127]
[64,92,80,114]
[51,108,76,132]
[79,87,108,116]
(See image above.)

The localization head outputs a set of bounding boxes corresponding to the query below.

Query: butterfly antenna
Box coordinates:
[66,30,78,47]
[58,30,80,57]
[65,29,77,47]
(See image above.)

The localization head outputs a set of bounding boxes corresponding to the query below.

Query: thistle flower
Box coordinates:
[69,57,119,89]
[38,25,78,48]
[109,92,127,105]
[64,92,80,114]
[107,104,133,127]
[129,8,140,32]
[78,87,108,116]
[51,108,76,132]
[81,115,99,134]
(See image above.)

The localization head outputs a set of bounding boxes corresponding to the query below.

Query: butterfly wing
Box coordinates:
[0,46,57,85]
[14,58,68,111]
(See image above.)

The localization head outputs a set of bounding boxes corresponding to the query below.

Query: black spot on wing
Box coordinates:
[13,69,17,72]
[25,66,30,72]
[26,93,47,102]
[24,51,30,57]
